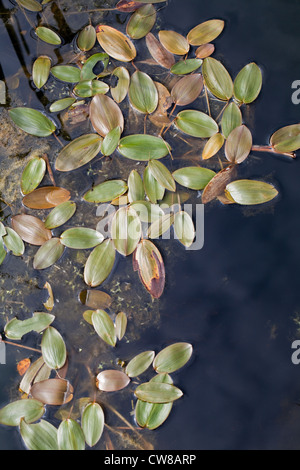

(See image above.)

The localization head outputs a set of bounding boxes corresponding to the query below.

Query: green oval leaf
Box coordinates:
[129,71,158,115]
[270,124,300,154]
[49,97,76,113]
[20,419,58,450]
[111,67,130,103]
[41,326,67,370]
[84,179,127,203]
[33,238,65,270]
[0,399,45,426]
[118,134,170,161]
[81,403,104,448]
[234,62,263,104]
[16,0,42,12]
[147,213,174,239]
[44,201,76,229]
[221,102,242,139]
[148,160,176,192]
[35,26,61,45]
[58,419,85,451]
[170,59,202,75]
[73,79,109,98]
[80,53,109,81]
[172,166,216,190]
[21,157,46,195]
[3,227,25,256]
[130,201,164,223]
[32,56,51,89]
[51,65,81,83]
[175,110,218,138]
[225,180,279,205]
[77,25,97,52]
[153,342,193,373]
[143,165,165,203]
[111,206,142,256]
[84,239,116,287]
[126,4,156,39]
[187,19,225,46]
[125,350,155,377]
[174,211,195,248]
[128,170,144,203]
[92,310,116,347]
[60,227,104,249]
[9,107,56,137]
[115,311,127,341]
[55,134,102,172]
[135,382,183,403]
[4,312,55,340]
[202,57,233,101]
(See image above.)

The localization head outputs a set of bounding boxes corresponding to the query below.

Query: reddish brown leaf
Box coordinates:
[30,378,73,405]
[17,358,31,376]
[195,43,215,59]
[133,239,165,299]
[79,289,112,310]
[22,186,71,209]
[96,370,130,392]
[145,33,175,69]
[116,0,144,12]
[202,165,236,204]
[11,214,52,246]
[171,74,204,106]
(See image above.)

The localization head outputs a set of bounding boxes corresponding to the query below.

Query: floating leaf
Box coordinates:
[116,0,144,12]
[33,238,64,269]
[0,399,45,426]
[32,56,51,89]
[73,79,109,98]
[19,357,51,395]
[202,165,236,204]
[187,19,225,46]
[221,102,242,139]
[60,227,104,249]
[9,107,56,137]
[12,214,52,246]
[118,134,170,161]
[92,310,116,347]
[84,180,127,203]
[128,170,144,203]
[202,57,233,101]
[202,133,225,160]
[4,312,55,340]
[133,239,165,298]
[20,419,58,451]
[115,312,127,341]
[80,53,110,81]
[77,25,96,52]
[145,32,175,69]
[130,201,164,223]
[129,71,158,115]
[225,125,252,164]
[58,419,85,451]
[225,180,279,205]
[111,67,130,103]
[17,358,31,376]
[175,110,218,138]
[22,186,70,209]
[195,43,215,59]
[96,370,130,392]
[49,97,76,113]
[125,350,155,377]
[270,124,300,154]
[90,94,124,137]
[41,326,67,370]
[79,290,112,310]
[96,25,136,62]
[171,74,204,106]
[149,81,172,127]
[233,62,263,104]
[84,239,116,287]
[51,65,81,83]
[147,213,174,239]
[16,0,42,12]
[30,378,73,406]
[55,134,102,172]
[35,26,61,45]
[144,165,165,203]
[21,157,46,195]
[127,4,156,39]
[148,160,176,192]
[3,227,24,256]
[101,126,121,157]
[158,30,190,55]
[0,222,6,237]
[111,206,142,256]
[171,59,202,75]
[135,373,173,430]
[44,201,76,229]
[174,211,195,247]
[0,239,6,265]
[153,342,193,373]
[173,166,216,190]
[135,382,183,403]
[81,403,104,448]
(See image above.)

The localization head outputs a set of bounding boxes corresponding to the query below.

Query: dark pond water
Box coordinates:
[1,0,300,451]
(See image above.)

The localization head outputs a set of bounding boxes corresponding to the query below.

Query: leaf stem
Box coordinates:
[252,145,296,159]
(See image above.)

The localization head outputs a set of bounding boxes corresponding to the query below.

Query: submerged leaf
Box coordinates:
[90,94,124,137]
[96,24,136,62]
[158,30,190,55]
[126,4,156,39]
[12,214,52,246]
[96,370,130,392]
[9,107,56,137]
[187,19,225,46]
[92,310,116,347]
[79,289,112,310]
[225,180,279,205]
[84,239,116,287]
[202,57,233,101]
[153,342,193,373]
[55,134,102,172]
[147,213,174,239]
[133,239,165,298]
[21,157,46,195]
[49,97,76,113]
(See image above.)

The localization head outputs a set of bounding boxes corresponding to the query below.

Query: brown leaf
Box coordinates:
[96,370,130,392]
[195,43,215,59]
[158,30,190,55]
[149,81,172,127]
[79,289,112,310]
[22,186,71,209]
[17,358,31,376]
[11,214,52,246]
[90,94,124,137]
[133,239,165,298]
[145,33,175,69]
[116,0,144,12]
[171,74,204,106]
[202,165,236,204]
[30,378,73,405]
